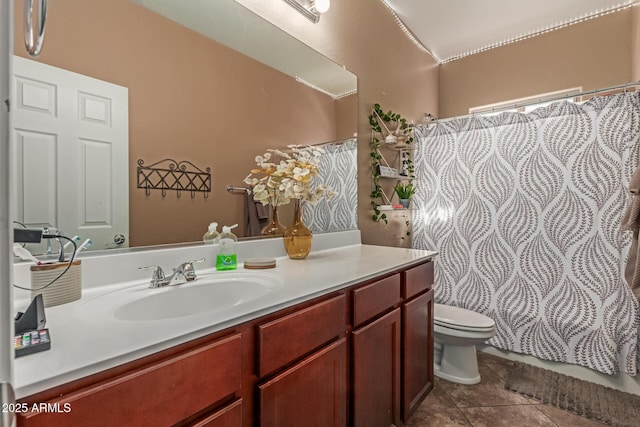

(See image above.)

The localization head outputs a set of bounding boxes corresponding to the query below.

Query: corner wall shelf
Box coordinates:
[373,144,413,205]
[369,104,415,241]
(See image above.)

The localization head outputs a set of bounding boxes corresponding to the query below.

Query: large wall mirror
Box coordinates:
[12,0,357,254]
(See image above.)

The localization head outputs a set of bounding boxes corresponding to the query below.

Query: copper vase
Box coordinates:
[283,199,312,259]
[261,205,286,237]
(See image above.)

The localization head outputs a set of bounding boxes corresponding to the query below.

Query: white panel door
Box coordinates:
[11,56,129,253]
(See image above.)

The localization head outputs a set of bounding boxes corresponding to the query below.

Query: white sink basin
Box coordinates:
[75,272,284,322]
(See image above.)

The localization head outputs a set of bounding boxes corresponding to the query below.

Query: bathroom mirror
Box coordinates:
[12,0,357,253]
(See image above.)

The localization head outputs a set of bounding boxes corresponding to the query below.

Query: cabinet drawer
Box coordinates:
[18,333,242,427]
[257,294,346,377]
[353,274,401,327]
[402,261,434,299]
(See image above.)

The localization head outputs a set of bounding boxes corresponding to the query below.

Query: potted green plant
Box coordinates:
[394,181,416,209]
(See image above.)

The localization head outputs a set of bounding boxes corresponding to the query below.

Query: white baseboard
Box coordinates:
[480,345,640,396]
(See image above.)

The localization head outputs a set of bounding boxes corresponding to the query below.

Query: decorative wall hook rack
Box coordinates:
[137,158,211,199]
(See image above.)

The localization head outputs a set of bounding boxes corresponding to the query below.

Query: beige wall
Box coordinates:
[238,0,440,247]
[14,0,353,246]
[15,1,636,249]
[440,8,633,118]
[244,2,637,246]
[15,0,640,246]
[335,94,358,140]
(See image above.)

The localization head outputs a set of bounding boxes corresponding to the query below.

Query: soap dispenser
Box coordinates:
[203,222,219,244]
[216,224,238,271]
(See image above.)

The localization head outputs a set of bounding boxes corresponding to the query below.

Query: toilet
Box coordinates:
[433,303,496,385]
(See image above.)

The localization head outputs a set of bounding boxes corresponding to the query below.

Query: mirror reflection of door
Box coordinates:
[11,56,129,254]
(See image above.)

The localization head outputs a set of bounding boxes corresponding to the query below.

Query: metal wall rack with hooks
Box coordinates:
[137,159,211,199]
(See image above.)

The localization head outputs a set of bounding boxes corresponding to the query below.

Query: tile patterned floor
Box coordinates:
[407,352,608,427]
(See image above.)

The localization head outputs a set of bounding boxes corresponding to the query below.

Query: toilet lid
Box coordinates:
[434,304,495,330]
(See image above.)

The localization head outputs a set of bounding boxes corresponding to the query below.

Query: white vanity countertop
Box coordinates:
[13,241,437,398]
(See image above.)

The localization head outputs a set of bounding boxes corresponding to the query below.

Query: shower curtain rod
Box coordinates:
[308,136,356,147]
[429,80,640,125]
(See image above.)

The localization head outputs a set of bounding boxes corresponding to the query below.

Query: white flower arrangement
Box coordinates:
[244,145,338,206]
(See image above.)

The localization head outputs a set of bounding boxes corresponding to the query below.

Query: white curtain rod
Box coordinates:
[308,136,357,147]
[427,80,640,125]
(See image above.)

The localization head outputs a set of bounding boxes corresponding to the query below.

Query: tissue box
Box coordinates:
[30,260,82,307]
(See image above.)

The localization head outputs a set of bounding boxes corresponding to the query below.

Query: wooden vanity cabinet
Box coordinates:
[352,261,435,427]
[16,259,435,427]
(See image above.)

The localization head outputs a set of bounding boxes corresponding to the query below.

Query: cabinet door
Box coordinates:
[402,288,434,422]
[259,338,347,427]
[188,399,242,427]
[352,308,401,427]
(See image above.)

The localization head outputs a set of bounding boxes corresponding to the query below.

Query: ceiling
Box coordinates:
[383,0,636,63]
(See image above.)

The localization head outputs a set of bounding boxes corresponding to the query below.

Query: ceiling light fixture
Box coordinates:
[283,0,330,24]
[314,0,330,13]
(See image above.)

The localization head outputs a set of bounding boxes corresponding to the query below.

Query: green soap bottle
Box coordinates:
[216,224,238,271]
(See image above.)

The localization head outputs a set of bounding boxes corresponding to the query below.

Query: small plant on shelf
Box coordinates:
[394,181,416,200]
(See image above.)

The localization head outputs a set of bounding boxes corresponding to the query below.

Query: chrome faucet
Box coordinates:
[43,227,53,254]
[140,258,205,288]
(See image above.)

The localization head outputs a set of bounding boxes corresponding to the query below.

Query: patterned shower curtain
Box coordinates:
[304,138,358,233]
[413,92,640,375]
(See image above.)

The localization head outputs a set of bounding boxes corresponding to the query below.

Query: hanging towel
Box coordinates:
[621,166,640,301]
[244,192,270,237]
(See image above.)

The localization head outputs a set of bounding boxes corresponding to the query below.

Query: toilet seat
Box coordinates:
[435,319,495,333]
[434,304,495,332]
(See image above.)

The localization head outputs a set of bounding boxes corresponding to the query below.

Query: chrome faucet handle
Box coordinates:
[175,258,205,282]
[139,265,166,288]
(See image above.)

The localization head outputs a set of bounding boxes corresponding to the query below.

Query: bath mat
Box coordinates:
[505,362,640,426]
